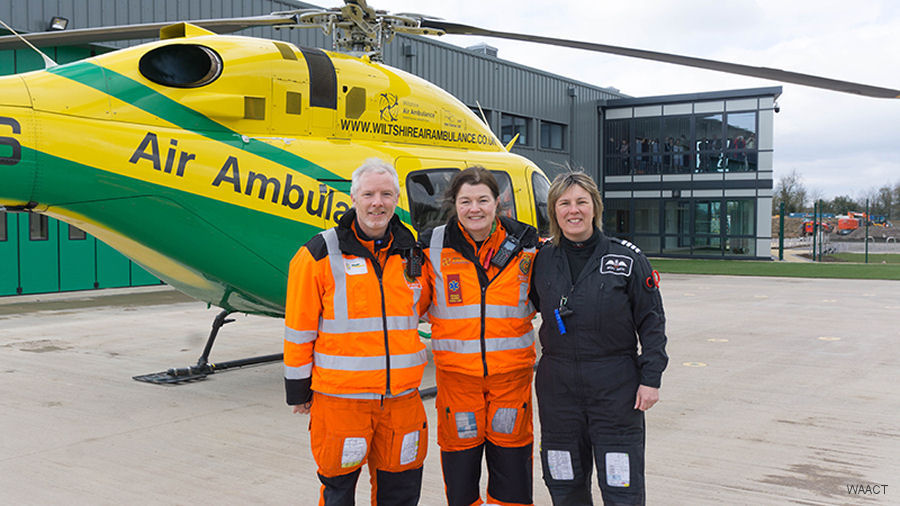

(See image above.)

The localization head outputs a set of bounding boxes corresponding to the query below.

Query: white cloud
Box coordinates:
[379,0,900,198]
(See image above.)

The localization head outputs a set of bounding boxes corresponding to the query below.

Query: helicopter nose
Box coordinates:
[0,74,36,208]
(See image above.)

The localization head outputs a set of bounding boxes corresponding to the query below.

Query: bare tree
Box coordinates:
[773,169,808,214]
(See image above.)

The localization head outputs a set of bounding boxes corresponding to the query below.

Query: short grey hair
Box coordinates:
[350,158,400,197]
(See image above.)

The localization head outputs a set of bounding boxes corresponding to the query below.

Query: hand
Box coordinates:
[292,401,312,414]
[634,385,659,411]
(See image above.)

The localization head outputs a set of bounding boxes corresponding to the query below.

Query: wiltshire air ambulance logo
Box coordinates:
[600,254,633,276]
[379,93,399,122]
[446,274,463,305]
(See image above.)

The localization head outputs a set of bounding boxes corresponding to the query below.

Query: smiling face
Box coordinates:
[455,182,498,242]
[351,171,398,238]
[554,184,595,242]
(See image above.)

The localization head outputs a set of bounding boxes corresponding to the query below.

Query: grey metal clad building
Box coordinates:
[1,0,780,297]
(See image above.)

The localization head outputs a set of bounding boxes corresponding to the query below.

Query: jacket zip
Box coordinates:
[480,285,488,376]
[372,257,391,396]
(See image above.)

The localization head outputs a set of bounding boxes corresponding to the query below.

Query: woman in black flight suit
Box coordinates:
[530,172,668,505]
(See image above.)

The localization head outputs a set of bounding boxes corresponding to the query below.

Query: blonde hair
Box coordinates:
[547,172,604,245]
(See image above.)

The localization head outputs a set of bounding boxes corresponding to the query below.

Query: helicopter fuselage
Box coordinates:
[0,28,547,316]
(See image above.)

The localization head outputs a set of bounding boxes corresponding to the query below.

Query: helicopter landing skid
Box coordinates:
[133,309,282,385]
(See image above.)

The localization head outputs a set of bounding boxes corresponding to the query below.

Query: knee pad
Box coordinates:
[441,445,484,506]
[375,466,423,506]
[485,440,533,505]
[317,469,360,506]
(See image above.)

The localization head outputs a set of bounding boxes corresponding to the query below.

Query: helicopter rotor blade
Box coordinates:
[420,19,900,99]
[0,14,298,50]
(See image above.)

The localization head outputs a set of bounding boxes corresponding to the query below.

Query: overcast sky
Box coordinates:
[382,0,900,200]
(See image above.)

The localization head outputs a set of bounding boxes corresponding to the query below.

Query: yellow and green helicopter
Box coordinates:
[1,0,896,382]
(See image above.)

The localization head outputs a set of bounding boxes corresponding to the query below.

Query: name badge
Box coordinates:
[344,257,368,275]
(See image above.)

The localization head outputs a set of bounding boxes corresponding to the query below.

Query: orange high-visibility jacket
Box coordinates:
[284,210,431,404]
[421,216,538,377]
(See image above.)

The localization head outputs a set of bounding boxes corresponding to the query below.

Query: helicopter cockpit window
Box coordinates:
[532,171,551,237]
[489,171,517,220]
[139,45,223,88]
[406,169,459,232]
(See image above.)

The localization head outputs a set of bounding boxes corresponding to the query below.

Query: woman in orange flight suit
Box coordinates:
[420,166,539,506]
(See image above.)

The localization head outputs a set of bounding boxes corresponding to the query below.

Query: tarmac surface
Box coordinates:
[1,275,898,505]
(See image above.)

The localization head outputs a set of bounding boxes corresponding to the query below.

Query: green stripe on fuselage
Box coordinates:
[28,144,324,315]
[47,61,412,223]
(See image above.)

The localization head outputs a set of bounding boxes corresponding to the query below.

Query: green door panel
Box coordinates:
[59,223,97,292]
[18,213,59,294]
[96,241,131,289]
[0,211,19,295]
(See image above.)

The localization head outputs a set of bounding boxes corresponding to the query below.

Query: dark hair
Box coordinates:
[444,166,500,218]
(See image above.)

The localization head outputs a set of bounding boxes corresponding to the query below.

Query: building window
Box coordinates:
[501,114,530,146]
[724,112,757,172]
[68,225,87,241]
[0,211,7,242]
[490,170,517,219]
[662,116,691,174]
[532,172,551,237]
[540,121,565,150]
[695,114,725,173]
[406,169,459,232]
[633,118,661,174]
[605,119,630,176]
[725,199,755,256]
[29,213,48,241]
[603,199,631,238]
[662,200,691,255]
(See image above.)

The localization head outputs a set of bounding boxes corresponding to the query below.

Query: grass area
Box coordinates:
[651,258,900,280]
[830,253,900,264]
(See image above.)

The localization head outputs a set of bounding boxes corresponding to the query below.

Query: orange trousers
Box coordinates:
[435,367,534,506]
[309,391,428,505]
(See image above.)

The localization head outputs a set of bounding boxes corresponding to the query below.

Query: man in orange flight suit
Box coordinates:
[284,158,431,505]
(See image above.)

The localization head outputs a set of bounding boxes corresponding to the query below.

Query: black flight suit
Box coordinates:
[531,231,668,505]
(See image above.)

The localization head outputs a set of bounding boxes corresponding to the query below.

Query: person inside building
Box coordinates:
[283,158,432,505]
[420,166,539,506]
[530,172,668,505]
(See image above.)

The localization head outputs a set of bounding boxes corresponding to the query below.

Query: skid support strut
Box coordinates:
[133,310,282,385]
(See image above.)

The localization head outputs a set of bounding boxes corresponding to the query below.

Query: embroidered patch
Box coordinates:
[340,437,367,468]
[343,257,368,275]
[600,254,633,276]
[399,431,420,465]
[605,452,630,487]
[547,450,575,480]
[447,273,463,305]
[491,408,518,434]
[518,254,533,275]
[455,411,478,439]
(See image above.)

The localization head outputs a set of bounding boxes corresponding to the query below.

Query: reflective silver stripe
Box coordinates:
[321,228,348,321]
[314,349,428,371]
[430,225,447,308]
[410,284,421,317]
[284,363,312,379]
[319,388,418,400]
[319,315,419,334]
[284,327,317,344]
[431,332,534,354]
[430,303,532,320]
